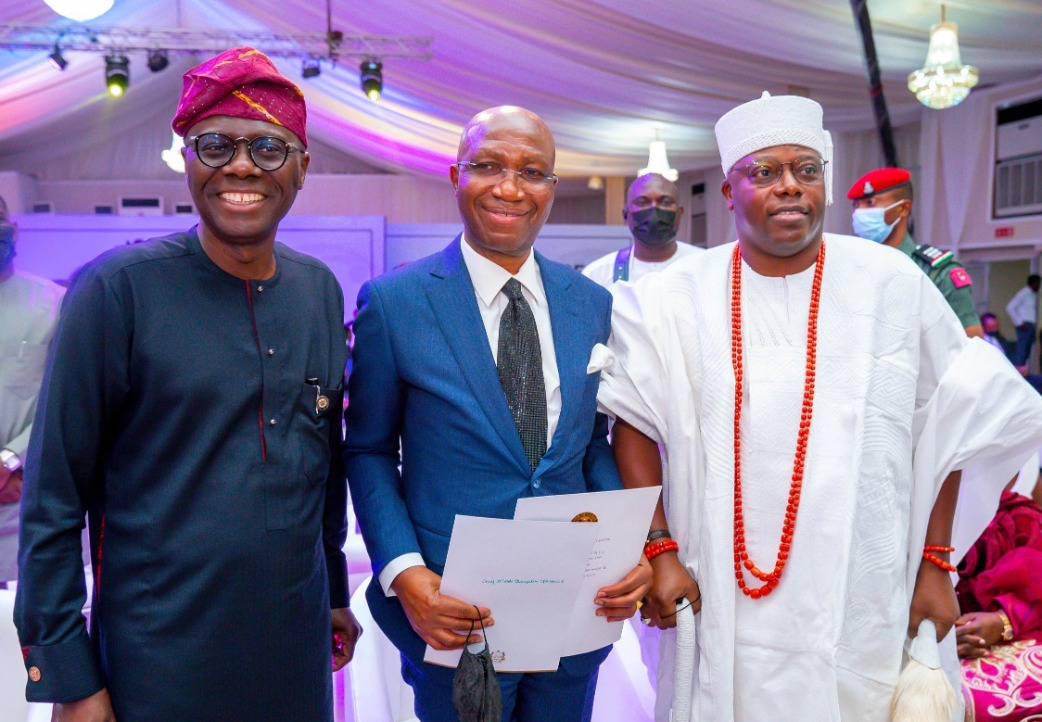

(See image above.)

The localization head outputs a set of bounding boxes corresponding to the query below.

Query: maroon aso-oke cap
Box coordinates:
[172,47,307,147]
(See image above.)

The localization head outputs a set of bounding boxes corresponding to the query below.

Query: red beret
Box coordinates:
[847,167,911,200]
[172,47,307,147]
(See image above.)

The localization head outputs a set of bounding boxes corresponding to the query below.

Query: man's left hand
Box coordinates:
[594,555,653,623]
[330,607,362,671]
[908,559,960,641]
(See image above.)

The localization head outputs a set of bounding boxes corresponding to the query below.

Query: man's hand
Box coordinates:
[955,611,1004,659]
[53,688,116,722]
[0,468,21,504]
[389,566,492,650]
[594,555,653,623]
[908,559,960,641]
[330,607,362,671]
[643,552,701,630]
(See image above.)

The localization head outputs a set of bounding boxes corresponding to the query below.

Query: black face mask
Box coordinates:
[452,613,502,722]
[628,207,677,247]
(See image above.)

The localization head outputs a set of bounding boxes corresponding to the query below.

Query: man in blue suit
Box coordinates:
[345,106,651,721]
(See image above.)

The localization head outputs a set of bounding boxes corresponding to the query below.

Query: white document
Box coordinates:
[514,486,660,656]
[424,515,598,672]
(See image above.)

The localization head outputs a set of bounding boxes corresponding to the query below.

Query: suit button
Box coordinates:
[532,479,541,489]
[28,666,41,682]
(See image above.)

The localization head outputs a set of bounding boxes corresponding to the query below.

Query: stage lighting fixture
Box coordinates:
[147,50,169,73]
[360,60,382,101]
[105,55,129,98]
[48,45,68,71]
[302,57,321,79]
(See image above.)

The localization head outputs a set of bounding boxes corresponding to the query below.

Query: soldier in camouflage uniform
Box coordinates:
[848,167,982,338]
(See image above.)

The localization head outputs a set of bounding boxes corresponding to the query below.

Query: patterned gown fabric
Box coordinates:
[497,278,547,472]
[958,491,1042,722]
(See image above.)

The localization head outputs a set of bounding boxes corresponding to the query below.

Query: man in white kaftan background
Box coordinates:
[597,92,1042,722]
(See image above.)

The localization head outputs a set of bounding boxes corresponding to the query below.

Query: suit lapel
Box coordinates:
[537,252,586,472]
[424,238,530,474]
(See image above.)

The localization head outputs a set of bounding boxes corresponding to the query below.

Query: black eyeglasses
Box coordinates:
[730,158,828,188]
[456,161,558,189]
[185,133,304,171]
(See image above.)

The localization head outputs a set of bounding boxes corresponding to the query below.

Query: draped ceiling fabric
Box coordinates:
[0,0,1041,185]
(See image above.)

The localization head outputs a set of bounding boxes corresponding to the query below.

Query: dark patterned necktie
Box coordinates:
[497,278,547,472]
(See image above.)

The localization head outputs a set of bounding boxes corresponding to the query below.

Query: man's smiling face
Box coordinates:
[183,115,309,250]
[450,108,556,267]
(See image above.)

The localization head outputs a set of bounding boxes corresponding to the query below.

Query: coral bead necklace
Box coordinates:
[730,241,825,599]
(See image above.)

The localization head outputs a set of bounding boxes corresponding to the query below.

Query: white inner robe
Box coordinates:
[598,235,1042,722]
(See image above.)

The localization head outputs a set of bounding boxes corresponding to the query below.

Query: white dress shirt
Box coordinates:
[379,236,561,594]
[1006,285,1037,327]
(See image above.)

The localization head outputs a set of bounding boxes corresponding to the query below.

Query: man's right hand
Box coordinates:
[54,688,116,722]
[389,566,493,650]
[643,551,701,630]
[0,468,22,504]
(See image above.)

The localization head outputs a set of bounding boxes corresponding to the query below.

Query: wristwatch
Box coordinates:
[0,448,21,473]
[997,610,1014,641]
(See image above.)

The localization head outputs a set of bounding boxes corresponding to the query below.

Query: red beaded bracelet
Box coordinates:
[924,545,955,552]
[922,550,957,572]
[644,539,679,560]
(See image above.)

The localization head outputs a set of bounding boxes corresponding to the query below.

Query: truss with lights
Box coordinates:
[0,24,432,61]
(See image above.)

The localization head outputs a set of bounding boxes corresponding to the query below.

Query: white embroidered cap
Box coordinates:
[714,91,834,204]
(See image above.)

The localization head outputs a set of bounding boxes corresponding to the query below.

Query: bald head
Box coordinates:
[626,173,678,206]
[457,106,555,165]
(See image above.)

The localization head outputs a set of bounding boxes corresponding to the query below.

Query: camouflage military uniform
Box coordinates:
[897,233,979,330]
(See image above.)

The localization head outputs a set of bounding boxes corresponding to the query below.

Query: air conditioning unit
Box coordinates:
[118,196,163,216]
[173,203,195,215]
[993,97,1042,219]
[31,201,53,214]
[94,204,114,215]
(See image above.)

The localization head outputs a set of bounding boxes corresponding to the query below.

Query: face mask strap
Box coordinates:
[470,605,490,649]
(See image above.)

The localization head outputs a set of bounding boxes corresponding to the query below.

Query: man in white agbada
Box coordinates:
[597,92,1042,722]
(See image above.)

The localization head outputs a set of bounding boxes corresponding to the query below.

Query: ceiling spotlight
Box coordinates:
[360,60,382,102]
[302,57,321,79]
[105,55,129,98]
[147,50,169,73]
[48,45,68,71]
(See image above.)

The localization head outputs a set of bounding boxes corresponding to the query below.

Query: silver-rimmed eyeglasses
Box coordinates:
[186,133,304,172]
[730,158,828,188]
[456,161,558,189]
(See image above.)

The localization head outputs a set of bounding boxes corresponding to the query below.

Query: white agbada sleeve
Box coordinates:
[908,274,1042,573]
[597,270,706,569]
[904,272,1042,716]
[598,264,712,722]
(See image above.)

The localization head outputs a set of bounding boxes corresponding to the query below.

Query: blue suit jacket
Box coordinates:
[344,238,622,673]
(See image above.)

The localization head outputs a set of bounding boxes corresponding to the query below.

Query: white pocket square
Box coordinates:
[586,343,615,374]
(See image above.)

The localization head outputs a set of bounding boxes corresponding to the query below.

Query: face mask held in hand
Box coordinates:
[629,207,678,247]
[453,610,503,722]
[851,201,905,244]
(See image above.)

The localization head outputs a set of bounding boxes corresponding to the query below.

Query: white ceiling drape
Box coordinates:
[1,0,1040,182]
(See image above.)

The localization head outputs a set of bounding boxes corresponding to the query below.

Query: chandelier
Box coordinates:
[907,6,979,110]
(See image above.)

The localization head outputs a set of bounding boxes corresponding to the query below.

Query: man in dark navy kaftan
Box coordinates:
[14,48,360,722]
